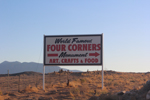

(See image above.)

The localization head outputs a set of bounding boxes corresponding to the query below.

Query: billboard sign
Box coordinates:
[44,34,102,65]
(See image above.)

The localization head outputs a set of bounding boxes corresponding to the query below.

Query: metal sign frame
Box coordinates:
[44,34,102,66]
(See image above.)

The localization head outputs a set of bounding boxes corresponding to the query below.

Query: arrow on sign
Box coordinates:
[89,52,100,57]
[47,54,58,57]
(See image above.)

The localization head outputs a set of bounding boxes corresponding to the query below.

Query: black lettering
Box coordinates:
[72,38,78,43]
[55,38,71,44]
[59,52,88,58]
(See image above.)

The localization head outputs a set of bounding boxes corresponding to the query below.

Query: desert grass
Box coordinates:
[0,89,3,100]
[0,89,2,95]
[0,71,150,100]
[23,85,38,93]
[0,95,4,100]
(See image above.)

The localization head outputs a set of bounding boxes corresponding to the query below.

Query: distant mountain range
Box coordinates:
[0,61,82,74]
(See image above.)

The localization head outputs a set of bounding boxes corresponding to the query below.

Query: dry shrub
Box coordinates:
[51,82,66,88]
[113,82,119,86]
[70,88,80,96]
[95,87,108,95]
[106,75,114,80]
[81,73,87,76]
[69,92,74,97]
[69,81,81,87]
[51,83,63,88]
[56,82,66,88]
[45,83,55,88]
[54,72,59,75]
[37,86,43,90]
[87,89,95,96]
[85,78,92,83]
[24,85,38,93]
[60,83,66,88]
[87,88,107,97]
[69,82,75,87]
[97,84,102,88]
[108,85,116,90]
[80,79,85,84]
[99,89,108,95]
[51,84,57,88]
[45,85,51,88]
[24,85,32,91]
[80,85,90,92]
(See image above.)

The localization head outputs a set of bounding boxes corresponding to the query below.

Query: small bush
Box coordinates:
[105,82,112,86]
[69,92,74,97]
[68,81,81,87]
[71,88,80,94]
[80,79,85,84]
[97,84,102,88]
[114,82,119,86]
[85,78,92,83]
[56,82,66,88]
[130,80,135,82]
[59,69,63,73]
[24,85,38,93]
[54,72,59,75]
[69,82,75,87]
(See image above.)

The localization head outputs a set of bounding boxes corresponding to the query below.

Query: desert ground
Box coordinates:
[0,70,150,100]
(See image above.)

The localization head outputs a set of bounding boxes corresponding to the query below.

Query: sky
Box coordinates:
[0,0,150,72]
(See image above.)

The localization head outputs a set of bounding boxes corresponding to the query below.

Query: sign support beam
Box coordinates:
[102,33,104,89]
[43,65,45,90]
[43,34,45,90]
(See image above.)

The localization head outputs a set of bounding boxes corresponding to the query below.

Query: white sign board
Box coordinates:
[44,34,102,65]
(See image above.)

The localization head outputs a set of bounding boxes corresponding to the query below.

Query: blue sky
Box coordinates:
[0,0,150,72]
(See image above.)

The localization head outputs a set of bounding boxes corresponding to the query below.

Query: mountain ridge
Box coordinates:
[0,61,82,74]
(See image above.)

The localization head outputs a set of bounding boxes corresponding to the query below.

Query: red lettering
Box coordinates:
[47,45,50,51]
[47,45,66,51]
[85,58,98,63]
[61,58,79,63]
[92,44,96,50]
[78,44,82,51]
[47,44,100,52]
[71,59,74,63]
[88,44,91,51]
[49,59,52,63]
[49,59,58,63]
[68,44,72,51]
[51,45,55,51]
[97,44,101,50]
[62,45,66,51]
[56,45,60,51]
[72,44,77,51]
[83,44,87,51]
